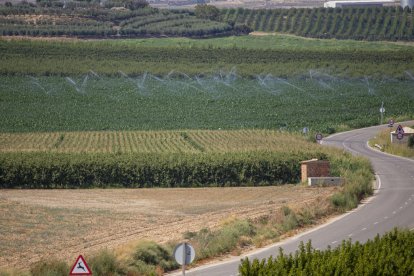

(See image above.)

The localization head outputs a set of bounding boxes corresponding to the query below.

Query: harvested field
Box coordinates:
[0,186,336,270]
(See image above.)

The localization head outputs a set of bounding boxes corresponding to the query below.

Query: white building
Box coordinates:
[390,126,414,144]
[324,0,395,8]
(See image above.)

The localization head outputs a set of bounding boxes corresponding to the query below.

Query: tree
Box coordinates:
[123,0,148,10]
[195,4,220,21]
[105,0,149,10]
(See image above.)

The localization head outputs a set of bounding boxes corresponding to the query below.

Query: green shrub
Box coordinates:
[330,154,373,210]
[189,219,256,260]
[88,249,126,276]
[30,259,69,276]
[239,228,414,275]
[126,260,157,275]
[281,212,299,232]
[130,241,178,273]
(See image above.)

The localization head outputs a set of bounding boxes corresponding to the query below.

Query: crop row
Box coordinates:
[1,39,414,78]
[0,151,327,188]
[221,7,414,40]
[0,130,321,154]
[0,75,413,133]
[3,40,409,63]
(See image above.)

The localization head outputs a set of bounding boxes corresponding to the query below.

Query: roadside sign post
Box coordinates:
[182,243,185,276]
[396,125,405,140]
[303,127,309,135]
[388,119,394,127]
[379,102,385,125]
[174,242,195,276]
[315,133,323,144]
[70,255,92,275]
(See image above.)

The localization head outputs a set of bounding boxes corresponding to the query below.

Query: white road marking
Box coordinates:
[348,233,353,237]
[374,222,379,225]
[400,206,403,209]
[393,211,397,214]
[332,241,338,244]
[362,228,367,231]
[384,216,388,219]
[376,175,382,191]
[405,202,408,205]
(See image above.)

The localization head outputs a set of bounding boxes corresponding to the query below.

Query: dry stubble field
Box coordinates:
[0,186,336,270]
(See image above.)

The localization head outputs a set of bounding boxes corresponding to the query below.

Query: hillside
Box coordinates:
[2,3,414,41]
[0,4,247,38]
[221,7,414,41]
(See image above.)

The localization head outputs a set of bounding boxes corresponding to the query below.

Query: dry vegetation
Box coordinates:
[0,186,336,270]
[369,127,414,158]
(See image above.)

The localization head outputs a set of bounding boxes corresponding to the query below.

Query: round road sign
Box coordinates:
[380,107,385,113]
[173,243,195,266]
[315,133,323,141]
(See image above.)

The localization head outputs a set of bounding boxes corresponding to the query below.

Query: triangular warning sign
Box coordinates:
[70,255,92,275]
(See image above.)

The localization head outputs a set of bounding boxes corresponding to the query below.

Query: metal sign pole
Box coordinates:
[182,242,186,276]
[380,102,385,125]
[174,241,195,276]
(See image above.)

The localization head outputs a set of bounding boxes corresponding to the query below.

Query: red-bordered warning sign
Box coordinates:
[70,255,92,275]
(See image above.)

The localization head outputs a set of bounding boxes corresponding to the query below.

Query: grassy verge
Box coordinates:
[369,127,414,158]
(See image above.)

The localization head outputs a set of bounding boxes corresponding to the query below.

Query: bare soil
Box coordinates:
[0,186,336,270]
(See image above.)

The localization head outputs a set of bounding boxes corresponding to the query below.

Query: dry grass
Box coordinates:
[0,130,317,153]
[0,186,336,270]
[369,127,414,158]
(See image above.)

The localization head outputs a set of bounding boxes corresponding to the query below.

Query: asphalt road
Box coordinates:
[172,121,414,276]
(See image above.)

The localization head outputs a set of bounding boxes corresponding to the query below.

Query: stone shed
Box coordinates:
[300,159,330,183]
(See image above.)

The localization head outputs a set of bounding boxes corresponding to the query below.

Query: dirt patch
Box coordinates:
[0,186,336,270]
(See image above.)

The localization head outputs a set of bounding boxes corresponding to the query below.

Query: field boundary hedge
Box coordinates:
[0,151,327,188]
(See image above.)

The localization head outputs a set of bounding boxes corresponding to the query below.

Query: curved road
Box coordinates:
[172,121,414,276]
